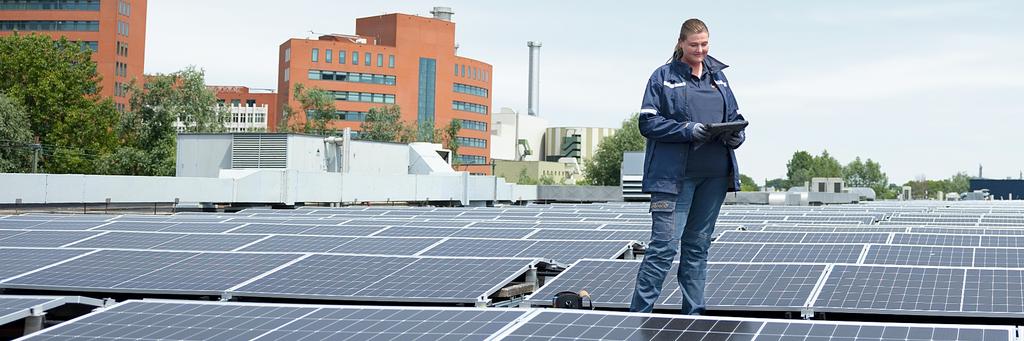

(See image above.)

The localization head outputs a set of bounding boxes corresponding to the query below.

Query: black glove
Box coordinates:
[691,123,708,141]
[724,131,745,148]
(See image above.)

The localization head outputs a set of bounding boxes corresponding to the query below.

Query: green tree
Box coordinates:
[360,105,405,142]
[785,151,814,188]
[842,157,889,197]
[516,167,537,185]
[739,174,758,191]
[582,113,645,186]
[442,119,462,167]
[290,83,334,135]
[0,93,34,172]
[765,178,789,191]
[0,33,100,142]
[172,66,227,133]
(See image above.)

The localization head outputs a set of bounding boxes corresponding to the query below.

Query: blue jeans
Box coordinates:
[629,176,729,314]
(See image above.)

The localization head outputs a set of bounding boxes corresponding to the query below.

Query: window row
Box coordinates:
[459,119,487,132]
[75,41,97,52]
[453,83,488,98]
[458,155,487,165]
[0,20,98,31]
[306,110,366,121]
[114,62,127,77]
[117,20,128,36]
[327,90,395,104]
[113,81,129,97]
[454,63,488,82]
[452,101,487,114]
[0,0,100,11]
[308,70,396,85]
[312,48,395,68]
[457,137,487,149]
[118,0,130,16]
[116,41,128,57]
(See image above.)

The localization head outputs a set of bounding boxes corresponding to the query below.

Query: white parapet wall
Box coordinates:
[0,171,537,205]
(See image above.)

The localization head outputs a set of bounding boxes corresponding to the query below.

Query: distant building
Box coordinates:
[970,179,1024,200]
[544,126,618,163]
[0,0,148,112]
[276,7,492,174]
[490,108,547,162]
[493,159,579,185]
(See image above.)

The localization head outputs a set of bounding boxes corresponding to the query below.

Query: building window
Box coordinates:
[376,53,383,67]
[457,155,487,165]
[308,69,396,85]
[457,137,487,148]
[117,20,128,36]
[284,47,290,62]
[246,99,256,106]
[364,52,371,66]
[327,90,395,104]
[311,48,319,62]
[118,0,130,16]
[452,101,488,114]
[116,41,128,57]
[417,58,437,133]
[284,68,290,82]
[0,1,100,10]
[306,110,367,121]
[325,49,332,63]
[339,50,345,64]
[0,20,100,32]
[461,65,466,77]
[460,119,488,131]
[453,83,488,98]
[388,55,395,68]
[352,51,359,65]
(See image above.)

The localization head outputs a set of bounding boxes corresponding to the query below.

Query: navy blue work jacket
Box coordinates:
[637,55,745,194]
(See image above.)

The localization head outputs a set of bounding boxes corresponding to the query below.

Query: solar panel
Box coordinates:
[814,265,964,314]
[863,245,974,267]
[332,237,442,255]
[21,221,106,230]
[800,232,890,244]
[963,269,1024,315]
[715,231,806,243]
[973,248,1024,268]
[527,229,647,241]
[0,296,62,325]
[752,244,863,263]
[22,300,317,340]
[708,243,763,262]
[157,222,244,233]
[65,231,186,249]
[529,260,823,311]
[0,248,92,281]
[0,220,39,228]
[149,234,266,251]
[2,250,300,294]
[469,221,536,228]
[237,235,354,253]
[891,233,981,247]
[25,300,532,341]
[231,255,536,303]
[980,235,1024,247]
[97,221,176,231]
[227,223,312,234]
[0,230,98,247]
[293,225,386,236]
[421,239,629,264]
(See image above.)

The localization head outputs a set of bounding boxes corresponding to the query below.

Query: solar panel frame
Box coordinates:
[812,265,967,316]
[863,245,975,267]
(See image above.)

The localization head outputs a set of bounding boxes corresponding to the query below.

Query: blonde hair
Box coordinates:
[668,18,709,63]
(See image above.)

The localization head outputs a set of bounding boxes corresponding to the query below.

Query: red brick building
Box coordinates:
[277,9,492,174]
[0,0,147,112]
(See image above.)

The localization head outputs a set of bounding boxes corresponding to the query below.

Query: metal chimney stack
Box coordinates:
[527,41,542,117]
[431,7,454,21]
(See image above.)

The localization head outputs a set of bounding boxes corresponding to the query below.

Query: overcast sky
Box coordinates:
[147,0,1023,184]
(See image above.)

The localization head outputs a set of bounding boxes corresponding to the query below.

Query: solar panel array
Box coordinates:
[21,300,1018,341]
[3,200,1024,337]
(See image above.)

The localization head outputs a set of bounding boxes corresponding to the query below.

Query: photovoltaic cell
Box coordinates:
[709,243,763,262]
[0,230,98,247]
[752,244,862,263]
[973,248,1024,268]
[148,234,266,251]
[963,269,1024,314]
[800,232,890,244]
[979,236,1024,248]
[260,306,526,340]
[863,245,974,267]
[237,235,354,253]
[815,265,965,313]
[891,233,981,247]
[715,231,805,243]
[502,310,763,341]
[332,237,441,255]
[65,231,186,249]
[0,248,91,280]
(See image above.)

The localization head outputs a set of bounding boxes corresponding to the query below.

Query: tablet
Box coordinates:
[704,120,748,139]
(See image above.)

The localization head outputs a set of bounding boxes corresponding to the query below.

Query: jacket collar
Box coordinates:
[671,55,729,76]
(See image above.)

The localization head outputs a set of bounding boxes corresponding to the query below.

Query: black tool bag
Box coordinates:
[552,290,594,309]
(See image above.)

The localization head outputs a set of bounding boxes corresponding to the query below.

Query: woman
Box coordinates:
[630,18,745,315]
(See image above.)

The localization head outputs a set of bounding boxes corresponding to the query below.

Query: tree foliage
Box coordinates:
[902,172,971,199]
[359,105,405,142]
[582,113,644,186]
[784,150,843,189]
[0,93,34,172]
[289,83,334,135]
[842,157,890,198]
[739,174,758,191]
